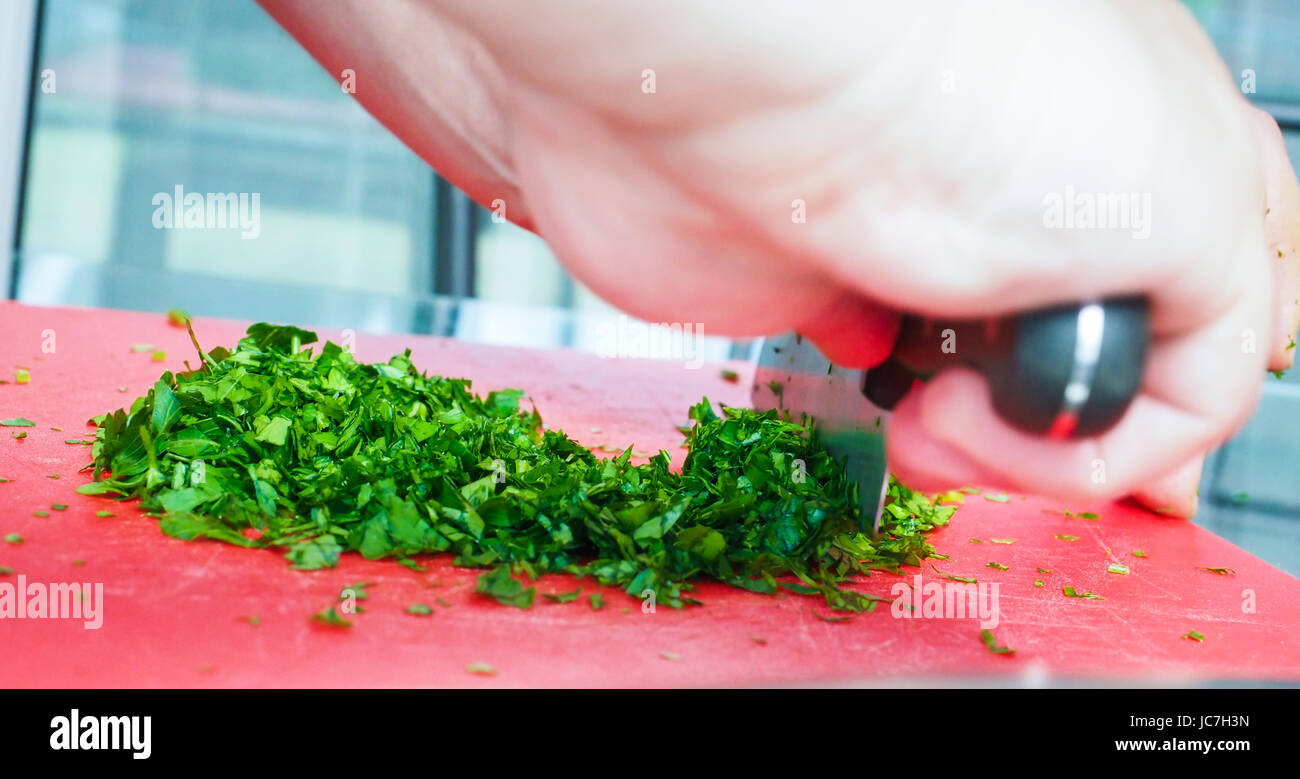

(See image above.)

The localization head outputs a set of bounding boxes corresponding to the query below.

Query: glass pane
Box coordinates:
[1185,0,1300,105]
[17,0,436,314]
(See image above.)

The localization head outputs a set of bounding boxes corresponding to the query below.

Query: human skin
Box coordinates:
[259,0,1300,516]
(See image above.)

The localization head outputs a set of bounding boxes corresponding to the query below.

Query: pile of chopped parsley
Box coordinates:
[77,323,954,612]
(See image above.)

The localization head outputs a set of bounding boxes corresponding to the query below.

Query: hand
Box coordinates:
[261,0,1300,515]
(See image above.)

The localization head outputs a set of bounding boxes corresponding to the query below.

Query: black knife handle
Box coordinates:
[863,298,1150,439]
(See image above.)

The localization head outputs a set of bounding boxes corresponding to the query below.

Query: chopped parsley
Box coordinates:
[74,322,957,614]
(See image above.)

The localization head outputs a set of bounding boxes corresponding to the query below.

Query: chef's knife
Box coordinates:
[752,298,1149,534]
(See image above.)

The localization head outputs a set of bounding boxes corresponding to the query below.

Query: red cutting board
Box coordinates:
[1,301,1298,687]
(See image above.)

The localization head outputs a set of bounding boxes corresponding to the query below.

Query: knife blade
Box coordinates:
[752,333,891,535]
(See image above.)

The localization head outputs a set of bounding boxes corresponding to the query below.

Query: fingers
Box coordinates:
[1250,108,1300,371]
[1130,455,1204,518]
[886,251,1269,503]
[799,293,899,369]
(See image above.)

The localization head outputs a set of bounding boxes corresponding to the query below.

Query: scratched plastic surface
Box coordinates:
[1,302,1298,687]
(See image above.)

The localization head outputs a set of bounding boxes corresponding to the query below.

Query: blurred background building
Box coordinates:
[0,0,1297,572]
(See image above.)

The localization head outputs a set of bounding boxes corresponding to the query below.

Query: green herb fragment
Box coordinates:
[1182,630,1205,642]
[1131,550,1147,558]
[151,350,167,362]
[958,486,981,494]
[1199,567,1235,576]
[95,511,115,518]
[968,538,983,543]
[75,322,957,612]
[986,562,1009,570]
[131,344,154,353]
[990,538,1017,544]
[239,615,261,626]
[0,477,9,482]
[719,370,739,383]
[750,635,767,645]
[1107,564,1130,575]
[32,511,49,518]
[406,603,433,616]
[1054,534,1079,542]
[4,533,23,544]
[465,662,497,676]
[814,612,850,623]
[1062,585,1105,600]
[0,418,35,427]
[51,504,68,511]
[543,588,583,604]
[341,581,373,601]
[50,427,63,432]
[15,369,30,384]
[589,593,605,610]
[934,567,977,584]
[475,566,535,609]
[46,474,59,479]
[0,566,12,575]
[1033,580,1044,587]
[435,597,451,608]
[10,432,26,440]
[71,560,86,566]
[310,606,352,628]
[1037,567,1052,574]
[984,493,1010,503]
[660,651,681,661]
[168,308,191,326]
[980,628,1015,655]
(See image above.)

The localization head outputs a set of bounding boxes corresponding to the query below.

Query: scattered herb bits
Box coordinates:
[475,567,535,609]
[980,629,1015,655]
[4,533,23,544]
[1062,586,1105,600]
[406,603,433,616]
[310,606,352,628]
[543,588,582,604]
[1182,630,1205,642]
[1107,564,1130,575]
